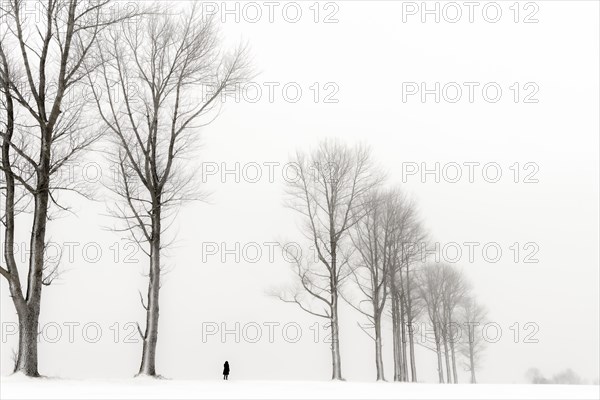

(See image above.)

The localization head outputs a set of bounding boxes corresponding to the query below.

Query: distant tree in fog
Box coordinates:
[526,368,549,384]
[417,263,475,384]
[417,263,447,383]
[551,369,584,385]
[458,296,487,384]
[439,265,470,384]
[526,368,586,385]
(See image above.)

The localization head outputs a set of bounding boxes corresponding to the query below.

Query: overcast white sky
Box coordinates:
[1,0,599,384]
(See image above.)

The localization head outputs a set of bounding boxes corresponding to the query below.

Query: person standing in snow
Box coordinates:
[223,361,230,380]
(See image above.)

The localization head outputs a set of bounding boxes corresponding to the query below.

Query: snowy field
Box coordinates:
[1,376,599,400]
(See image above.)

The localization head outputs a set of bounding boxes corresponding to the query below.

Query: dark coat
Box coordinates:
[223,361,230,375]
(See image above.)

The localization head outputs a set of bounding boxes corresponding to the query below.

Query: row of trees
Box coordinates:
[278,140,488,383]
[418,263,487,384]
[1,0,486,383]
[0,0,249,377]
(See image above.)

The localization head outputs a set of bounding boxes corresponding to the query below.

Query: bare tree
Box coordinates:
[417,263,447,383]
[342,189,395,381]
[386,192,425,382]
[0,0,138,377]
[401,234,427,382]
[277,139,382,380]
[459,296,487,383]
[88,3,250,377]
[439,265,470,384]
[417,262,472,384]
[343,186,424,382]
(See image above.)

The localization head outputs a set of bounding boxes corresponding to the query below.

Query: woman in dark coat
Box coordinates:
[223,361,230,380]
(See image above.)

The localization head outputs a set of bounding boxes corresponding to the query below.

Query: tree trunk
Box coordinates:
[14,304,40,376]
[0,81,38,377]
[469,334,477,383]
[442,334,452,383]
[440,306,452,384]
[11,194,47,378]
[399,293,408,382]
[407,320,417,382]
[330,291,343,380]
[374,315,385,381]
[328,238,343,381]
[138,207,162,376]
[449,324,458,384]
[433,322,444,383]
[13,140,51,376]
[391,291,402,381]
[405,267,417,382]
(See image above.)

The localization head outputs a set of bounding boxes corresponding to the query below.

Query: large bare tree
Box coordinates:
[0,0,137,377]
[278,140,382,380]
[88,3,249,376]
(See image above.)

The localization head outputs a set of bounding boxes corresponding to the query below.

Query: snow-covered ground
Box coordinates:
[1,375,599,400]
